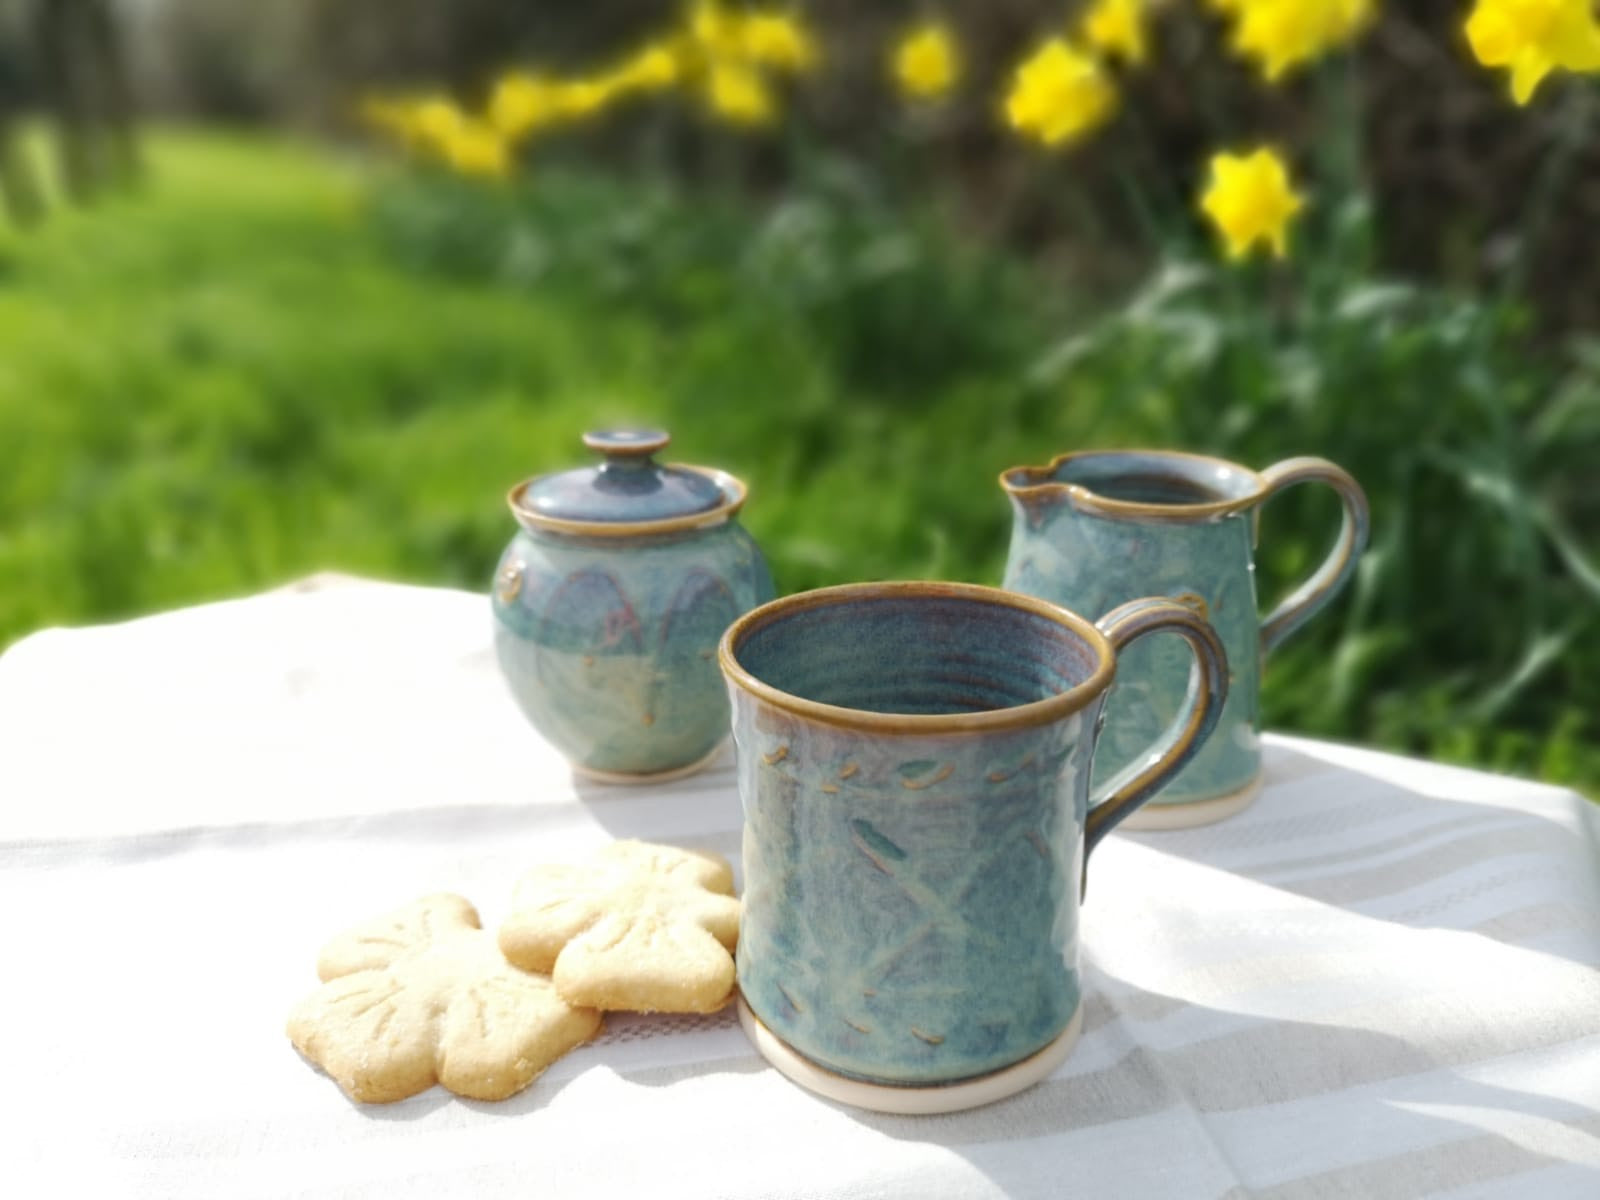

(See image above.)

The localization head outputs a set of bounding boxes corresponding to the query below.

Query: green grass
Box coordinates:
[2,128,1596,791]
[0,131,663,627]
[0,129,1066,629]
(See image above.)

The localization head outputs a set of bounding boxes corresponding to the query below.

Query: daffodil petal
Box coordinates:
[1511,50,1555,103]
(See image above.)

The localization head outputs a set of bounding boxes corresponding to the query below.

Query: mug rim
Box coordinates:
[1000,448,1267,522]
[718,581,1116,734]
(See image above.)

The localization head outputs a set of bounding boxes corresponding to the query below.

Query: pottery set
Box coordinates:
[491,429,1370,1112]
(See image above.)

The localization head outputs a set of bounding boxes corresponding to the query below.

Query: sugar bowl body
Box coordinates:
[493,430,774,782]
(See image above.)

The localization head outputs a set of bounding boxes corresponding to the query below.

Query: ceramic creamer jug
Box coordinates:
[1001,450,1369,827]
[493,429,774,783]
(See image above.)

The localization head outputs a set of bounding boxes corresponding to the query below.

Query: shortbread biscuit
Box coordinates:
[287,893,601,1103]
[499,840,741,1014]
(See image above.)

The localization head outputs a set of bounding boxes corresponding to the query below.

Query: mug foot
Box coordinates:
[1117,772,1261,831]
[737,996,1083,1115]
[570,742,725,786]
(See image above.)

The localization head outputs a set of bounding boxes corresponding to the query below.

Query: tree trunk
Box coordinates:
[82,0,140,186]
[37,0,98,202]
[36,0,141,203]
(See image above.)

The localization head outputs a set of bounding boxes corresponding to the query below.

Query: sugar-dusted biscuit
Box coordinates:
[287,893,601,1103]
[498,840,741,1014]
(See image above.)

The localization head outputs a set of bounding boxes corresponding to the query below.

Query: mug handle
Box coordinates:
[1083,598,1231,867]
[1257,458,1372,656]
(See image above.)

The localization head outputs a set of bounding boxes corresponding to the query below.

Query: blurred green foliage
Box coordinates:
[2,130,1597,790]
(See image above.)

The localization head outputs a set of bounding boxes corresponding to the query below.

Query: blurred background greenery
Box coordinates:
[1,1,1597,790]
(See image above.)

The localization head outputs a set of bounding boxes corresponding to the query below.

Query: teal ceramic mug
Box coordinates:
[718,581,1229,1113]
[1001,450,1370,828]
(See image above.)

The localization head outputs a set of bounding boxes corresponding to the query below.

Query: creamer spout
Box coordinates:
[1000,462,1081,528]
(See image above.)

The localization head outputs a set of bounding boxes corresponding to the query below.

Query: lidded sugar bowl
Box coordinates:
[492,429,775,783]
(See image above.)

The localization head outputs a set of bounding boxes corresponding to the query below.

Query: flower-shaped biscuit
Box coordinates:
[287,893,602,1103]
[498,840,741,1014]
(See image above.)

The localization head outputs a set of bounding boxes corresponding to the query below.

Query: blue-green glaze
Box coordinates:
[493,471,773,778]
[726,589,1101,1085]
[1002,450,1366,807]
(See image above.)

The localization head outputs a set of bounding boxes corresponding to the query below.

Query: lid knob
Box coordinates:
[512,427,732,528]
[583,429,670,461]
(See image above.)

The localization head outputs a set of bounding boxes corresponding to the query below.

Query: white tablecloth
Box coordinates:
[3,577,1598,1199]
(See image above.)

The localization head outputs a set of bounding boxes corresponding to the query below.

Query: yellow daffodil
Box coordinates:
[893,23,962,98]
[439,119,510,178]
[358,96,481,162]
[489,73,561,139]
[705,60,776,125]
[1083,0,1150,66]
[408,97,468,147]
[612,43,683,92]
[683,2,810,124]
[1004,39,1117,148]
[493,47,677,140]
[552,77,618,121]
[689,0,746,60]
[1466,0,1600,104]
[1200,147,1304,260]
[739,12,819,73]
[1222,0,1374,81]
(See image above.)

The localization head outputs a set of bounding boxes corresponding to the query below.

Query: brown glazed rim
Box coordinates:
[507,463,748,538]
[718,581,1117,735]
[1000,448,1268,522]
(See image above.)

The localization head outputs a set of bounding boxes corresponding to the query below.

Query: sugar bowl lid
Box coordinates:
[509,429,747,536]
